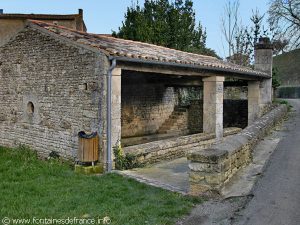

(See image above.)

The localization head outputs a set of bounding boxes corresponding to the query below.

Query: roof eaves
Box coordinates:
[113,56,270,79]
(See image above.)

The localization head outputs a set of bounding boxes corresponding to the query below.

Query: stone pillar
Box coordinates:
[248,81,260,124]
[203,76,224,140]
[254,37,273,116]
[111,68,122,148]
[101,67,121,171]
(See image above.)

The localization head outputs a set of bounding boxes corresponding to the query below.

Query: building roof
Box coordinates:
[0,9,86,32]
[28,20,269,78]
[0,13,80,20]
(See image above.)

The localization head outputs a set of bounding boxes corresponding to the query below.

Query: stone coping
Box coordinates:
[188,105,288,163]
[124,127,241,156]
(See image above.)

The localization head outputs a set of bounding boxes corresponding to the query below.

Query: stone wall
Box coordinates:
[224,100,248,128]
[188,104,288,196]
[121,74,178,138]
[188,100,203,134]
[188,99,248,133]
[224,86,247,100]
[0,27,108,160]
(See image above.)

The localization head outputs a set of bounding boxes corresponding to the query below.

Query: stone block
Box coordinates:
[188,148,228,164]
[189,171,206,182]
[231,167,238,175]
[221,159,231,171]
[93,163,104,173]
[75,164,104,175]
[136,155,145,163]
[74,164,84,174]
[224,169,231,179]
[205,173,225,185]
[189,183,212,196]
[189,162,222,173]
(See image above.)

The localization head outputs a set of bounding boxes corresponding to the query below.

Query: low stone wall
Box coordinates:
[123,128,241,166]
[188,105,288,196]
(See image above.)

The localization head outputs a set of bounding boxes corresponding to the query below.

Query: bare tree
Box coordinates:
[250,9,265,45]
[221,0,240,57]
[225,9,277,65]
[268,0,300,49]
[230,26,252,66]
[249,9,288,55]
[273,39,289,54]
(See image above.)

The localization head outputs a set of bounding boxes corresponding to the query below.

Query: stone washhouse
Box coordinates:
[0,20,274,171]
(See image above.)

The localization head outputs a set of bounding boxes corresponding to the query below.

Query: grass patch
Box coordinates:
[273,99,293,111]
[0,146,201,225]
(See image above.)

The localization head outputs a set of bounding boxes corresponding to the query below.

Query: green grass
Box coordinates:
[273,99,293,111]
[0,146,201,225]
[273,99,289,105]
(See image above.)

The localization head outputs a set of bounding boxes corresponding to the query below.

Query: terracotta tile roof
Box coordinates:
[28,20,269,78]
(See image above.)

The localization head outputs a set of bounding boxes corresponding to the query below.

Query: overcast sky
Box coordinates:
[0,0,270,57]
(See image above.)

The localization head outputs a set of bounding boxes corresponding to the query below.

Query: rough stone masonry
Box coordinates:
[0,27,109,160]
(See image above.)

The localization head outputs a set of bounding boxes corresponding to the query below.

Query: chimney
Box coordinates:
[78,9,83,17]
[254,37,273,75]
[0,9,3,14]
[77,9,86,32]
[254,37,274,114]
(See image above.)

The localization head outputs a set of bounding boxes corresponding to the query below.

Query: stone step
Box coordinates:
[174,107,189,112]
[157,106,190,134]
[163,120,187,126]
[160,121,187,127]
[172,112,188,116]
[170,115,185,119]
[159,129,189,135]
[174,120,187,124]
[158,126,189,132]
[166,129,189,134]
[172,116,188,121]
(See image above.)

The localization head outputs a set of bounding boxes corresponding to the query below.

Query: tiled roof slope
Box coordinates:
[29,20,269,77]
